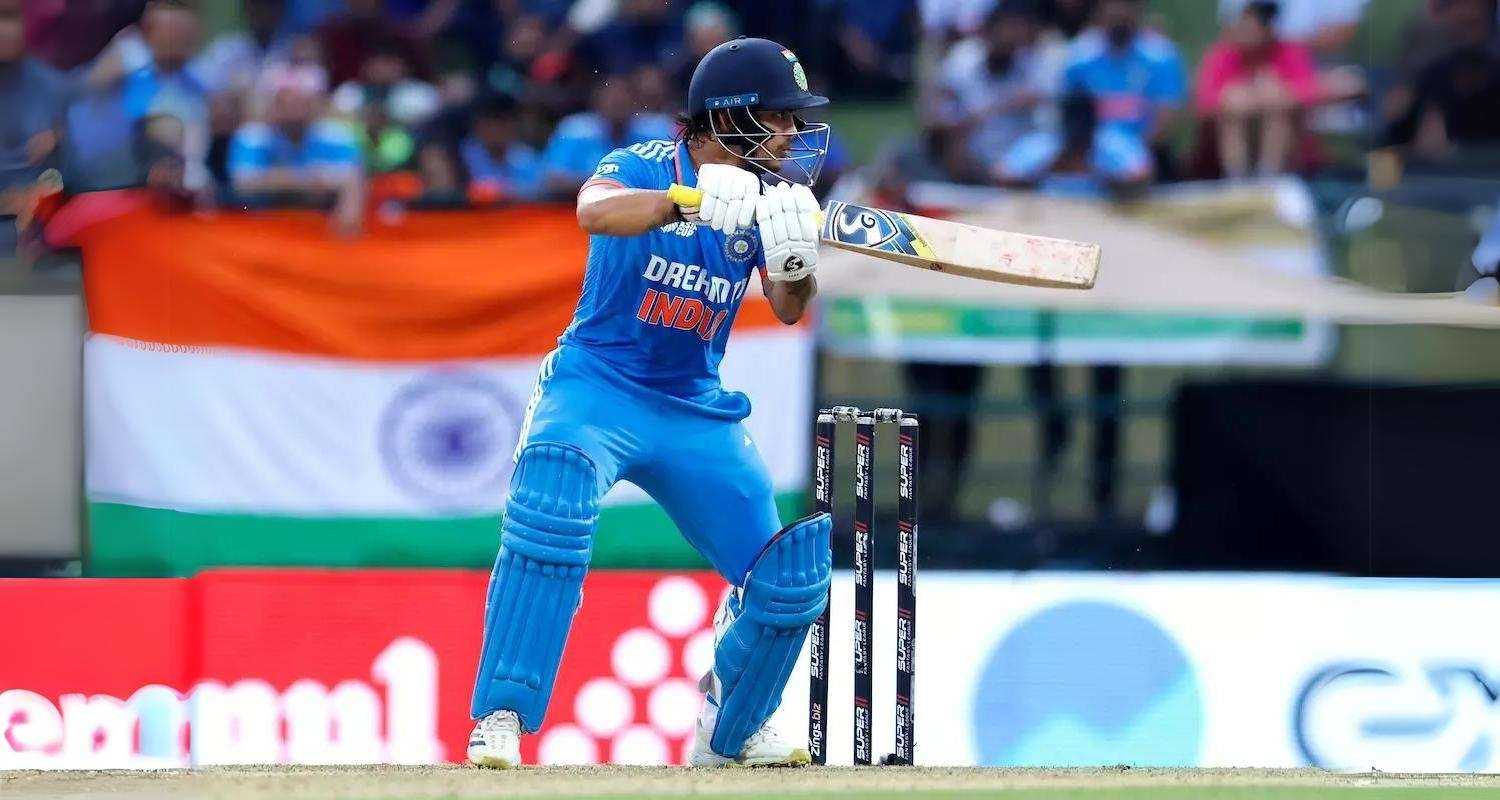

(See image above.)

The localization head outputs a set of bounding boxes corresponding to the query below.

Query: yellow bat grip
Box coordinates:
[667,184,703,207]
[667,183,826,226]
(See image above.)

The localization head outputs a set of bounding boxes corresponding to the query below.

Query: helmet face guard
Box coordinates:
[706,97,831,188]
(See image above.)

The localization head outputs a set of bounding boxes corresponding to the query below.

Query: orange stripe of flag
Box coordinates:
[72,196,790,361]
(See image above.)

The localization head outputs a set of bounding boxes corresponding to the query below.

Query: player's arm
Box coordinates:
[577,161,761,237]
[757,182,821,325]
[575,183,677,237]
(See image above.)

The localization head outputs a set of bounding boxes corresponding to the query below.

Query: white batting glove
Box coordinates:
[758,182,821,283]
[692,163,761,235]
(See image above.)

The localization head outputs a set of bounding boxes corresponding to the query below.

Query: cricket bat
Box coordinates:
[667,185,1100,289]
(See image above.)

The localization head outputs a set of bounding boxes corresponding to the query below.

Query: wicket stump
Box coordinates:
[809,406,918,766]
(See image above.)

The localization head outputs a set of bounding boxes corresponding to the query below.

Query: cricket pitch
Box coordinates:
[8,766,1500,800]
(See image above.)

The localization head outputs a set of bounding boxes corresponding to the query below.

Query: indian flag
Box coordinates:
[64,197,811,576]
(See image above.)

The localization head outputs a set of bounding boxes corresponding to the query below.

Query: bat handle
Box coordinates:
[667,184,704,208]
[667,183,826,227]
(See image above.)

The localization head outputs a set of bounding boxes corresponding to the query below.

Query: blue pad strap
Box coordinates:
[710,512,831,756]
[471,443,597,731]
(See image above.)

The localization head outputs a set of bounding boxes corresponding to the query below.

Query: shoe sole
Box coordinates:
[468,752,519,769]
[728,747,813,768]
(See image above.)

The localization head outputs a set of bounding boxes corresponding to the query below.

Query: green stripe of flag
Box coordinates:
[86,492,807,577]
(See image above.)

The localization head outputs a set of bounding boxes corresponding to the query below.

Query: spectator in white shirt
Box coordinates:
[190,0,292,96]
[933,0,1053,180]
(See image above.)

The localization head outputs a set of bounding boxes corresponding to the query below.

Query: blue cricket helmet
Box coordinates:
[686,37,831,186]
[688,37,829,115]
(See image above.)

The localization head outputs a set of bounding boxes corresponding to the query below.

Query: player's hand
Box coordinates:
[692,163,760,235]
[758,182,820,283]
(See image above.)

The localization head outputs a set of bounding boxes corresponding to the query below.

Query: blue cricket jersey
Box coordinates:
[560,140,765,399]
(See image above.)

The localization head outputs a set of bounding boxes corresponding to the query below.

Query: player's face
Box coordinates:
[753,109,800,167]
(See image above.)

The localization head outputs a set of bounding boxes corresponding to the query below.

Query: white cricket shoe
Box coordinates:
[688,695,811,768]
[467,709,522,769]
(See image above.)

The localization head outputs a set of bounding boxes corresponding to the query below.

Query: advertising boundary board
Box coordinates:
[7,571,1500,772]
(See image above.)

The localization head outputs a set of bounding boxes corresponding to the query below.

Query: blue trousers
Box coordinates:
[519,344,782,583]
[471,344,784,728]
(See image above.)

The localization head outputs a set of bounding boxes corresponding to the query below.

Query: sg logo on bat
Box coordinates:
[824,202,936,261]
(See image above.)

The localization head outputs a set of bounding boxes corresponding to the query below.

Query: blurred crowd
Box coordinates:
[5,0,864,234]
[3,0,1500,248]
[901,0,1500,199]
[2,0,902,242]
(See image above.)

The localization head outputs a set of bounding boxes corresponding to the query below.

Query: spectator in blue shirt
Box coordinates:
[1061,0,1185,168]
[67,1,210,192]
[461,93,545,202]
[228,64,365,235]
[119,5,204,113]
[1,0,70,257]
[540,76,674,196]
[1,0,68,190]
[1003,0,1184,184]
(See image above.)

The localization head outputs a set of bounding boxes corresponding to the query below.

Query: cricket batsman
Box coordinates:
[467,37,834,768]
